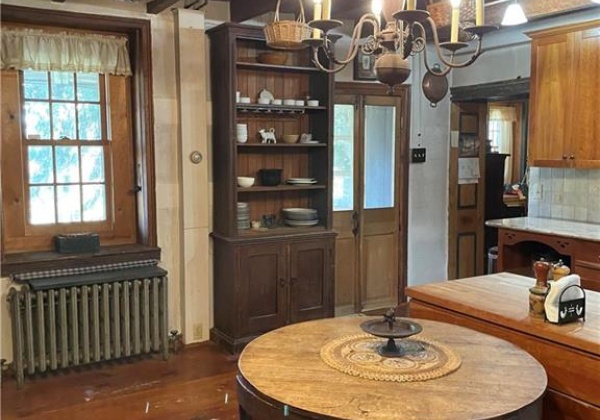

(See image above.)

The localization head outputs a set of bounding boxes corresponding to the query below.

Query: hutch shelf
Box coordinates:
[207,23,336,353]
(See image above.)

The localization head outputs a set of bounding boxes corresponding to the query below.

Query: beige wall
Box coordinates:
[0,0,229,361]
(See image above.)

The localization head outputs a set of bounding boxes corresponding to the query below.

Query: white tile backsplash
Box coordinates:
[528,168,600,223]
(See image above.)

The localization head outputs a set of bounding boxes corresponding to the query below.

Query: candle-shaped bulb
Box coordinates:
[476,0,484,25]
[372,0,382,25]
[450,0,461,8]
[313,0,323,21]
[322,0,331,20]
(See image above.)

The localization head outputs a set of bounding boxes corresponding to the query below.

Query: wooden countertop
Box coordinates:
[485,217,600,241]
[406,273,600,356]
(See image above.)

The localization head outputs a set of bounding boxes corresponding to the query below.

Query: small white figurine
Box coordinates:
[259,128,276,144]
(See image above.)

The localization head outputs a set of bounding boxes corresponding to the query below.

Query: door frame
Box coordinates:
[448,81,530,279]
[334,82,410,305]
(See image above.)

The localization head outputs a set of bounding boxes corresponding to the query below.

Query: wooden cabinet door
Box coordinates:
[571,26,600,168]
[528,33,576,167]
[289,239,334,324]
[238,243,288,336]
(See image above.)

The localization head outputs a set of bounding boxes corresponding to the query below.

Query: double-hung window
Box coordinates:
[1,27,137,253]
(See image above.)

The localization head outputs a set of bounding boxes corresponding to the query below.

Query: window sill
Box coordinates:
[1,244,161,277]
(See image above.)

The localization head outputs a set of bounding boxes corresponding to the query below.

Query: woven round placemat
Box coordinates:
[320,333,461,382]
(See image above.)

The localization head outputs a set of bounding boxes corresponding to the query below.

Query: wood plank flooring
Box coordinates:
[1,343,240,420]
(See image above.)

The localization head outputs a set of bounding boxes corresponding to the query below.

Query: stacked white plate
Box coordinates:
[286,177,317,185]
[237,202,250,230]
[282,208,319,227]
[236,124,248,143]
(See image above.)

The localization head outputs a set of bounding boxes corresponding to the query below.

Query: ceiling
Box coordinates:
[77,0,597,20]
[224,0,598,25]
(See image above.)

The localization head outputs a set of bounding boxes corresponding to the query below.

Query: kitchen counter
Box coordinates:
[407,273,600,420]
[485,216,600,242]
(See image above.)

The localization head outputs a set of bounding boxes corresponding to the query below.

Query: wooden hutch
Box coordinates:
[207,23,336,353]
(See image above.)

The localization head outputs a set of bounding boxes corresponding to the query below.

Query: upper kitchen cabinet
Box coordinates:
[528,20,600,169]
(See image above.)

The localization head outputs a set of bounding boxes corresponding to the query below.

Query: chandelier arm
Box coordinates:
[424,17,483,69]
[320,13,381,67]
[411,22,452,77]
[310,48,347,73]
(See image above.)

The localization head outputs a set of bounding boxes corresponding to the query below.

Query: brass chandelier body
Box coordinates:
[303,1,497,104]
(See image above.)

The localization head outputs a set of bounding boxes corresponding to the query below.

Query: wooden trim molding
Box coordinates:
[0,6,157,258]
[526,18,600,39]
[450,78,530,102]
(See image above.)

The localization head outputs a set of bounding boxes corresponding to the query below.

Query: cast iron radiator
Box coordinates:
[7,265,169,388]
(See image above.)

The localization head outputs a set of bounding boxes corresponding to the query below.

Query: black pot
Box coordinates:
[259,169,282,186]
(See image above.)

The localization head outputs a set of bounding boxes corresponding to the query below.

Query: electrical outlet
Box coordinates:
[193,323,203,340]
[411,148,426,163]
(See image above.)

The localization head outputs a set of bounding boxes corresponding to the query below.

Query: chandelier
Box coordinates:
[302,0,498,105]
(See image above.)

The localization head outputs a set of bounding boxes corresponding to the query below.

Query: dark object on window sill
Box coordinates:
[55,233,100,254]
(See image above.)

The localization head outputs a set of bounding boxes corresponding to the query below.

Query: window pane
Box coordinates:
[52,103,77,140]
[55,146,80,183]
[23,71,49,100]
[77,73,100,102]
[24,101,51,139]
[77,104,102,140]
[82,184,106,222]
[364,105,396,209]
[81,146,105,182]
[30,186,55,224]
[333,104,354,212]
[57,185,81,223]
[28,146,54,184]
[50,72,75,100]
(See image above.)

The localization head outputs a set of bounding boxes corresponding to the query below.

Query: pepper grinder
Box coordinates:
[529,259,550,318]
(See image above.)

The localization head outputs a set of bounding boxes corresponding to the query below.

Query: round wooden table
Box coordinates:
[237,317,547,420]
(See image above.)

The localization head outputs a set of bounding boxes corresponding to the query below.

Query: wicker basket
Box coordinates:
[264,0,311,50]
[427,0,476,27]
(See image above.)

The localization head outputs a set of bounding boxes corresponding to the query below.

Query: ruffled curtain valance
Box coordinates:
[1,28,132,76]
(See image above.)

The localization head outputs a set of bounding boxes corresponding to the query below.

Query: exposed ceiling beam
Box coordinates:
[147,0,180,14]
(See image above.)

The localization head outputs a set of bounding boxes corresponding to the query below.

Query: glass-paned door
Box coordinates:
[333,94,402,315]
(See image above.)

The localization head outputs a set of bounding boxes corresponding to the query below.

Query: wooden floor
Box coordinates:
[1,343,240,420]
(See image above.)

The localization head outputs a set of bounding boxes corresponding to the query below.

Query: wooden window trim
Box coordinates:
[1,6,157,265]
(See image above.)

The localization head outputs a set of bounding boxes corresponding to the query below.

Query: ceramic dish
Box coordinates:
[284,218,320,227]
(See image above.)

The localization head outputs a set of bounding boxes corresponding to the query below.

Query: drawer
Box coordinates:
[573,264,600,292]
[575,240,600,265]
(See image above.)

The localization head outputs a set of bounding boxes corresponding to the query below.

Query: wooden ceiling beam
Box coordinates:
[146,0,180,14]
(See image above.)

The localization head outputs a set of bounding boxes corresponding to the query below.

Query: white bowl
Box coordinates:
[283,99,296,106]
[239,97,251,104]
[258,98,270,105]
[237,176,255,188]
[295,100,305,106]
[271,99,283,105]
[307,100,319,107]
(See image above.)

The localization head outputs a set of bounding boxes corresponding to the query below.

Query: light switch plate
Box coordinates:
[411,148,426,163]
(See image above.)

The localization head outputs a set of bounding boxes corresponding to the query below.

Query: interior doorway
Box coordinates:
[447,80,529,279]
[332,83,409,316]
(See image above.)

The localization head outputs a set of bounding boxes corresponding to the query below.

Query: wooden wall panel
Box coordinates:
[457,233,477,279]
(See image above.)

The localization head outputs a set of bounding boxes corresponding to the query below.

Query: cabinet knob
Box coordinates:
[562,155,567,160]
[569,154,575,160]
[279,278,286,287]
[290,277,297,286]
